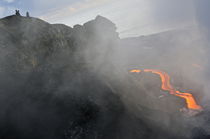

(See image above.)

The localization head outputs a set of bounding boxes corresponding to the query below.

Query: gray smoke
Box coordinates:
[0,8,209,139]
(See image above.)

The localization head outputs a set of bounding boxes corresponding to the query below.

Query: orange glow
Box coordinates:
[130,69,203,111]
[130,69,142,73]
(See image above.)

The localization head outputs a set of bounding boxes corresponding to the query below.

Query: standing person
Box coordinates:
[15,10,21,16]
[26,12,30,17]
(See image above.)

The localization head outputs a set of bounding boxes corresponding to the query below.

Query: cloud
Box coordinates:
[38,0,197,38]
[0,7,5,17]
[0,0,204,38]
[148,0,195,30]
[38,0,153,37]
[194,0,210,37]
[3,0,15,3]
[39,0,114,22]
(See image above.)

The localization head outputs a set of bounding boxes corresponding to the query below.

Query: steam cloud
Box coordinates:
[0,7,209,139]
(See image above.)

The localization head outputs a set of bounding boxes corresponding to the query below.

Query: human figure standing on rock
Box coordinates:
[26,12,30,17]
[15,10,21,16]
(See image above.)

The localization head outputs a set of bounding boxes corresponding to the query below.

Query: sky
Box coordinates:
[0,0,209,38]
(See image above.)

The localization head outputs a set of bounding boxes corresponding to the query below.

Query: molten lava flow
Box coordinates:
[130,69,141,73]
[130,69,203,111]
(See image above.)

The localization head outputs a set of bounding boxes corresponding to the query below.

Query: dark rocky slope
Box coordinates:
[0,15,124,139]
[0,14,209,139]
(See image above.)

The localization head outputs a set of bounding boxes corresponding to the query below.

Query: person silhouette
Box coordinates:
[26,12,30,17]
[15,10,21,16]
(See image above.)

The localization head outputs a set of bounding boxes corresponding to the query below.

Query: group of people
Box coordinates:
[15,10,30,17]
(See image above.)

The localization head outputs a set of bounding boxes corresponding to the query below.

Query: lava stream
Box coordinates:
[130,69,203,111]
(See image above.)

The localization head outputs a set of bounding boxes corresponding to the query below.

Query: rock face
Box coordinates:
[0,15,124,139]
[1,14,165,139]
[0,15,119,72]
[0,14,208,139]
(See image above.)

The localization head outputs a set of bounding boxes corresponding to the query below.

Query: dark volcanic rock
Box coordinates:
[0,15,124,139]
[0,14,208,139]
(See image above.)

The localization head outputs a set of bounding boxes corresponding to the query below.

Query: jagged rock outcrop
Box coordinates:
[0,15,124,139]
[0,14,208,139]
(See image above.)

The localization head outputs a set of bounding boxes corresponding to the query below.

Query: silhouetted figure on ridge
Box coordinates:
[15,10,20,16]
[26,12,30,17]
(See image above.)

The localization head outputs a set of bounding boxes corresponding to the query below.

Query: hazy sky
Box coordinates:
[0,0,209,38]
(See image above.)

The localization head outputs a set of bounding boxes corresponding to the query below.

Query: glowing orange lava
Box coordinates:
[130,69,141,73]
[130,69,203,111]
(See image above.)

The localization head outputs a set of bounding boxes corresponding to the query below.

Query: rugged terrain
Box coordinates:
[0,14,209,139]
